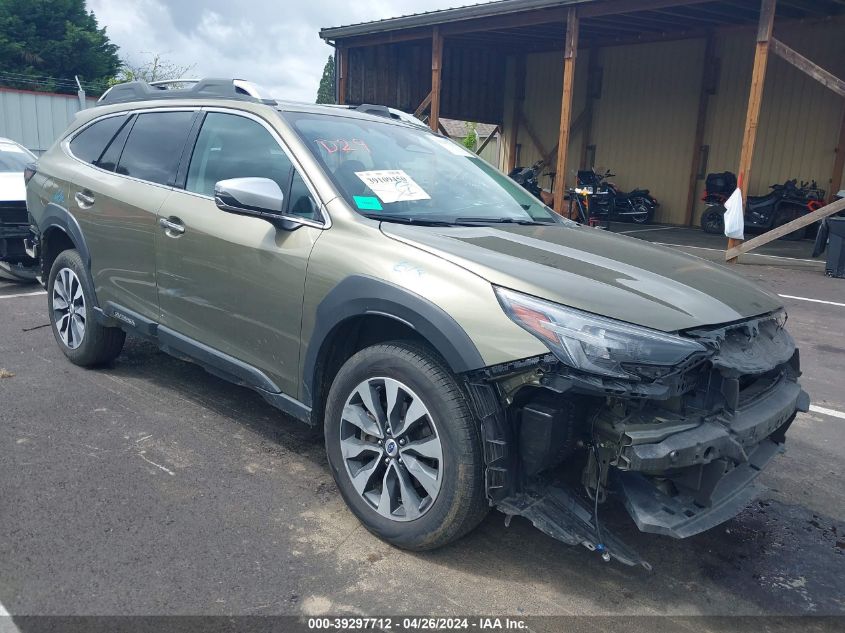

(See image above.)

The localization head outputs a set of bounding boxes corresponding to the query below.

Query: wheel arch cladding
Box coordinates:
[39,204,94,293]
[302,275,486,408]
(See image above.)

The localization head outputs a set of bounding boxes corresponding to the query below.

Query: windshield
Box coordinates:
[286,112,562,226]
[0,143,35,173]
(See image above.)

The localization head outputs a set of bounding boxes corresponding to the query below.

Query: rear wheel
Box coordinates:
[324,342,488,550]
[47,249,125,366]
[773,209,807,241]
[700,206,725,234]
[629,198,653,224]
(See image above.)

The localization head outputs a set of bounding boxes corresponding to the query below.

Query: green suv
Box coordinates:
[25,79,808,567]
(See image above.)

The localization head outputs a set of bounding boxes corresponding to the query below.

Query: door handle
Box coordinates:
[159,217,185,236]
[74,191,95,208]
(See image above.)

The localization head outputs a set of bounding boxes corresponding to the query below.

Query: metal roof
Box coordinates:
[320,0,585,41]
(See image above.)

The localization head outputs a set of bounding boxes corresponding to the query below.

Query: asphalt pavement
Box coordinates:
[1,259,843,628]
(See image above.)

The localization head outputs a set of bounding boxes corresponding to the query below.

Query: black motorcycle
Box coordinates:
[576,169,658,224]
[508,160,545,200]
[700,177,825,241]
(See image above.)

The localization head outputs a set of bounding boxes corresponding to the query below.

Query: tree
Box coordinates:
[112,52,196,86]
[316,54,335,104]
[0,0,120,95]
[462,122,478,151]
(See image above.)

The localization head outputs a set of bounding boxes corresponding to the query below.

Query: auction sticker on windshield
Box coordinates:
[355,170,431,204]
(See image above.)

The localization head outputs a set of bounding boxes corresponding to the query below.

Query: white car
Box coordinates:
[0,137,38,282]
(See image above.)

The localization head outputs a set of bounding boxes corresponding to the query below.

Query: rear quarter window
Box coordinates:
[68,115,127,164]
[116,111,195,185]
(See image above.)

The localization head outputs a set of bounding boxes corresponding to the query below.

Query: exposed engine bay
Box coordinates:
[465,311,810,569]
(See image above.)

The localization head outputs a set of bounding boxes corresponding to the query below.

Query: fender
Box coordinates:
[37,202,100,306]
[302,275,486,406]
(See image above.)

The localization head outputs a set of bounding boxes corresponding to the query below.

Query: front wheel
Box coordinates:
[700,206,725,234]
[324,342,488,550]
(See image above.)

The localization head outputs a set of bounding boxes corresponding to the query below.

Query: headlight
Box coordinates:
[495,287,706,380]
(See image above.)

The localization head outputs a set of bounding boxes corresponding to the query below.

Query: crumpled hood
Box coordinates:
[381,223,782,332]
[0,172,26,202]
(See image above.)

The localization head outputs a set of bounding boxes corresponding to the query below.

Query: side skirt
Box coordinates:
[97,303,312,425]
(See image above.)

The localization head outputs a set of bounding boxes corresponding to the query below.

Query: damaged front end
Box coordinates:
[467,301,809,569]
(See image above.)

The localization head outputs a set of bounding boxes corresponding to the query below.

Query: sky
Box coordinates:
[87,0,496,102]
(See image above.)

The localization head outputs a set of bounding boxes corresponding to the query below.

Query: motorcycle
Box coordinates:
[508,160,545,200]
[576,169,658,224]
[700,175,825,241]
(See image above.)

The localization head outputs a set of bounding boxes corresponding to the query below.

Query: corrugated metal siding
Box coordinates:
[697,21,845,206]
[589,39,705,224]
[0,88,95,155]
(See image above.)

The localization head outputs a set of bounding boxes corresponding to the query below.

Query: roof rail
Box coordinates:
[97,78,277,105]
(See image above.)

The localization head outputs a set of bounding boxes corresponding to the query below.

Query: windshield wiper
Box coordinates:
[361,213,454,227]
[454,217,554,226]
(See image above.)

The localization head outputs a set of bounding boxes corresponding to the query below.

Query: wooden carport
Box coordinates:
[321,0,845,259]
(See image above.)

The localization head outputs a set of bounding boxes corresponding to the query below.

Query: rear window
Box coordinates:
[69,115,126,164]
[116,111,195,186]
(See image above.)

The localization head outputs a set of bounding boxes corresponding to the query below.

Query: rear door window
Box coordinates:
[116,111,195,186]
[69,115,127,164]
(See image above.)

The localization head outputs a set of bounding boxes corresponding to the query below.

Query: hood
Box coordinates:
[381,223,782,332]
[0,172,26,202]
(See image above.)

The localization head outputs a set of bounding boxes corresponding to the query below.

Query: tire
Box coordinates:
[628,198,654,224]
[701,206,725,235]
[324,342,488,550]
[773,209,807,241]
[812,219,829,258]
[47,249,125,366]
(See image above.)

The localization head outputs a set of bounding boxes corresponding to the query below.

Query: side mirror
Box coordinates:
[214,177,300,230]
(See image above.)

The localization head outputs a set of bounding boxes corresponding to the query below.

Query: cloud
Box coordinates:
[88,0,496,102]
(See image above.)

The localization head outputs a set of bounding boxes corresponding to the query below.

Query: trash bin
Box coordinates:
[825,216,845,278]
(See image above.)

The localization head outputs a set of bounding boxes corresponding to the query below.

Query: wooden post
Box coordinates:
[684,34,716,226]
[506,55,526,173]
[728,0,775,263]
[553,7,579,214]
[337,46,349,105]
[430,27,444,132]
[832,107,845,201]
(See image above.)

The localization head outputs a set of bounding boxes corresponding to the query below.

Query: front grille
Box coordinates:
[0,201,28,226]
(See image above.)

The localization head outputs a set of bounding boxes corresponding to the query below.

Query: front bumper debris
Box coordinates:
[469,310,808,568]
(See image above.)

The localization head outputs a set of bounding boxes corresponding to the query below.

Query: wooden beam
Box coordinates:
[437,121,451,137]
[684,34,716,226]
[337,46,348,105]
[553,7,579,214]
[831,106,845,201]
[475,125,499,156]
[430,27,444,132]
[769,37,845,98]
[414,90,433,118]
[729,0,775,263]
[506,55,526,173]
[725,197,845,260]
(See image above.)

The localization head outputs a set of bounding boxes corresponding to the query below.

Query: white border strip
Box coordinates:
[809,405,845,420]
[0,290,46,300]
[778,294,845,308]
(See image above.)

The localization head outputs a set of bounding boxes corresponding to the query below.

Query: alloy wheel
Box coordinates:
[52,267,86,349]
[339,377,443,521]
